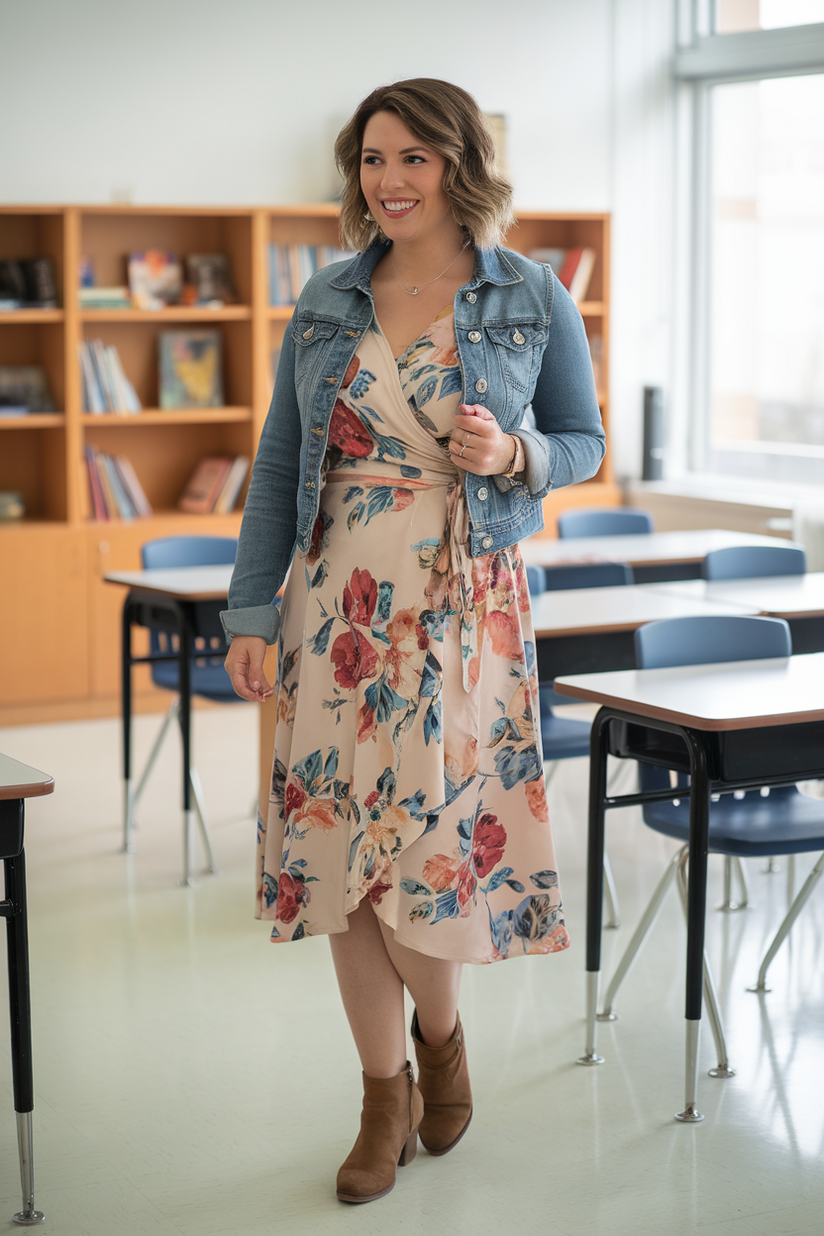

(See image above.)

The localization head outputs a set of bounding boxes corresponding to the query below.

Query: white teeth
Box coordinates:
[383,201,416,212]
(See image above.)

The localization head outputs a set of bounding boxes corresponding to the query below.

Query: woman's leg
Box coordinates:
[375,917,463,1046]
[328,899,408,1078]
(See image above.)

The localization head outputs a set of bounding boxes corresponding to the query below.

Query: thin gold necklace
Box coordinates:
[389,242,469,296]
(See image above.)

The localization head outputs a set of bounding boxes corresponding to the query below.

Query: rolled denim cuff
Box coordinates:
[220,603,281,646]
[493,433,549,497]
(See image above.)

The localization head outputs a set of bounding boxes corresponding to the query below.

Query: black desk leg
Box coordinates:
[178,614,195,887]
[3,841,45,1226]
[676,729,712,1124]
[121,599,135,854]
[578,708,611,1067]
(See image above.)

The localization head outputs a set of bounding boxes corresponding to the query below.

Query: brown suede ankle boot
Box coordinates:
[336,1062,424,1204]
[411,1011,473,1155]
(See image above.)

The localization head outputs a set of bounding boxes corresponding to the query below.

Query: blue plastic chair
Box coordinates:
[598,614,824,1072]
[702,542,807,900]
[132,537,240,873]
[703,544,807,580]
[530,559,635,926]
[557,507,654,538]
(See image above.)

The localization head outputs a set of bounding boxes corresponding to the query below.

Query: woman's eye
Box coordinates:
[362,156,381,166]
[405,155,425,164]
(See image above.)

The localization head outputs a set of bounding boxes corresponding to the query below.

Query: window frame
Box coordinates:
[672,2,824,489]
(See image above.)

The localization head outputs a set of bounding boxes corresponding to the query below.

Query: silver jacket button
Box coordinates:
[475,378,488,394]
[465,291,477,303]
[477,486,489,500]
[468,330,481,343]
[302,325,315,339]
[481,535,494,550]
[513,330,525,345]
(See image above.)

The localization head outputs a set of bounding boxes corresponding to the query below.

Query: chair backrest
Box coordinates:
[543,561,634,590]
[141,536,237,570]
[634,613,792,670]
[526,564,546,596]
[140,536,238,699]
[702,544,807,580]
[557,507,654,539]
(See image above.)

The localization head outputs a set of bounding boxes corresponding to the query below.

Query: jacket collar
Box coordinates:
[330,239,523,294]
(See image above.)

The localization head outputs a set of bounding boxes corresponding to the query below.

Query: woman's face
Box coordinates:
[360,110,458,247]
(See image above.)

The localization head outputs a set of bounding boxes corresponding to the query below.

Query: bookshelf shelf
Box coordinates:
[0,415,65,429]
[79,306,252,323]
[0,203,612,723]
[81,408,252,426]
[0,309,64,324]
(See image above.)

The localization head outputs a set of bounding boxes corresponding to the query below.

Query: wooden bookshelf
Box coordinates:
[0,204,613,723]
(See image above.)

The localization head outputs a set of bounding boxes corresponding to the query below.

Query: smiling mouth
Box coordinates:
[380,200,418,215]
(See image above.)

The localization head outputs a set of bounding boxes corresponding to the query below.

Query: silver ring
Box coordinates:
[458,444,467,458]
[464,432,471,445]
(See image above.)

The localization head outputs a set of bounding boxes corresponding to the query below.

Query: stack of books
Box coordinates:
[0,365,56,415]
[177,455,250,514]
[85,447,152,520]
[269,243,358,306]
[79,340,142,414]
[79,286,133,310]
[528,246,597,303]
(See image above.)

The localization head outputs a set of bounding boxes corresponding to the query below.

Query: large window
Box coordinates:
[714,0,824,33]
[676,3,824,489]
[706,73,824,483]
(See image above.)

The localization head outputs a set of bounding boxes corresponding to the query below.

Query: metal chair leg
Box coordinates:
[598,848,682,1020]
[676,851,734,1078]
[128,698,180,847]
[748,851,824,993]
[718,855,748,911]
[188,767,221,876]
[603,852,620,929]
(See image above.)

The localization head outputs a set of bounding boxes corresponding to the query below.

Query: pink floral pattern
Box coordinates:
[255,315,566,963]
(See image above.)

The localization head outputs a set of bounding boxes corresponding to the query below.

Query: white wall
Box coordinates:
[0,0,677,482]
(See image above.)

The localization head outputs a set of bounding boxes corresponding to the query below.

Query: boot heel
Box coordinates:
[398,1128,418,1167]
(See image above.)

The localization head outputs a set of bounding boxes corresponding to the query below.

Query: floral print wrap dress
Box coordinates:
[258,306,569,964]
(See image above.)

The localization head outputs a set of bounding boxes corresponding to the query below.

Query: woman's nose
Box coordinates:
[380,161,405,190]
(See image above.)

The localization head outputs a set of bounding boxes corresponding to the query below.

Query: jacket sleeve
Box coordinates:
[220,311,303,645]
[495,272,605,500]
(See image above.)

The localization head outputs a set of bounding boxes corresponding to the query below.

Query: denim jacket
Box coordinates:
[223,241,605,644]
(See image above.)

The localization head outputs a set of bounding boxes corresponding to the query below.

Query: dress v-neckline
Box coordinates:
[374,308,452,364]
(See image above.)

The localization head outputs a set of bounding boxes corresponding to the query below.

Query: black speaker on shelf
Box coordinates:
[642,386,665,480]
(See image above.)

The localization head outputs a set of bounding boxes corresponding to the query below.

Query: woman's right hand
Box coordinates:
[224,635,273,703]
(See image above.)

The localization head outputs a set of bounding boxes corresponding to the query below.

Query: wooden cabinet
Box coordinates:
[0,205,612,723]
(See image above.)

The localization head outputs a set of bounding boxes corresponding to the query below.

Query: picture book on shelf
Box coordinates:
[178,456,233,513]
[178,455,249,513]
[158,329,223,409]
[183,254,234,305]
[128,250,183,310]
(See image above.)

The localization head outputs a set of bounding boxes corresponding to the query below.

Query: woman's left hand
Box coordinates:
[449,404,516,476]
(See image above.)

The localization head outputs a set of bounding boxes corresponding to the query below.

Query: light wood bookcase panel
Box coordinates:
[0,204,612,721]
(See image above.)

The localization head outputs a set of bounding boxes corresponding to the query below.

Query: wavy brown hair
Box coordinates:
[334,78,515,252]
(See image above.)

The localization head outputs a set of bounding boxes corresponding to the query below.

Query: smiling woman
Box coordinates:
[222,76,605,1207]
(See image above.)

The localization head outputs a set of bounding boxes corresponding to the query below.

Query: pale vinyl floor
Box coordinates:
[0,704,823,1236]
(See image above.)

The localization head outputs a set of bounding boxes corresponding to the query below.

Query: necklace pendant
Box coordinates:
[411,286,418,295]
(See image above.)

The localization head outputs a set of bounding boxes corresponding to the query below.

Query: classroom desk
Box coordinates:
[1,752,53,1226]
[521,528,800,583]
[104,565,233,885]
[553,653,824,1122]
[648,572,824,653]
[530,582,760,681]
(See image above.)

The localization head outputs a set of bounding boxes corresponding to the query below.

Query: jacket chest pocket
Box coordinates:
[484,323,547,402]
[292,317,340,391]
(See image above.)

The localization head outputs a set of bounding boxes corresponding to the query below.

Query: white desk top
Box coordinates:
[530,582,759,638]
[104,565,234,600]
[520,529,800,569]
[648,572,824,618]
[554,651,824,731]
[0,752,54,800]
